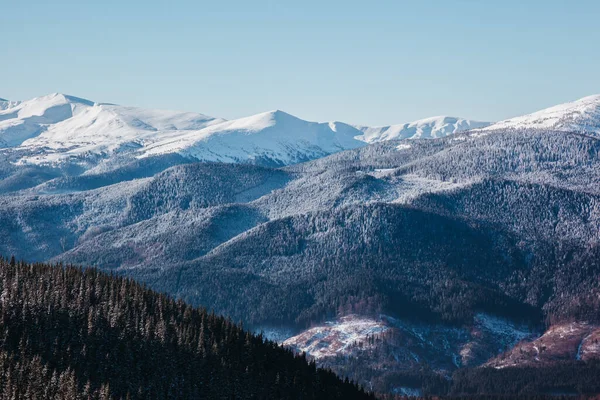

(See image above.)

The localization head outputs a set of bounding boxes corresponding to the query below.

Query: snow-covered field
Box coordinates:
[282,315,389,359]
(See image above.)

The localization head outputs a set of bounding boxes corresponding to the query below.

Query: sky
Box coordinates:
[2,0,600,126]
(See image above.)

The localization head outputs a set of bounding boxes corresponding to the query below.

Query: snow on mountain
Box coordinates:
[1,93,490,168]
[1,94,370,166]
[482,94,600,134]
[0,93,87,147]
[0,98,21,111]
[281,313,533,371]
[355,116,491,143]
[282,315,389,359]
[140,110,366,164]
[1,93,226,165]
[6,92,600,169]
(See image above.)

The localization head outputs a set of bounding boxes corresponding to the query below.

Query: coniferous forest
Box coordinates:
[0,257,373,399]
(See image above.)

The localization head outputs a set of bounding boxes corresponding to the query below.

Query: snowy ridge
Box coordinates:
[0,94,369,166]
[0,98,21,111]
[355,116,490,142]
[0,93,226,164]
[1,93,489,168]
[4,92,600,168]
[0,93,89,147]
[481,94,600,135]
[141,110,366,164]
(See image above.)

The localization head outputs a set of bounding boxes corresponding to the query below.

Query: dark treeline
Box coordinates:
[315,335,600,398]
[0,257,373,399]
[450,362,600,397]
[328,355,600,398]
[390,362,600,398]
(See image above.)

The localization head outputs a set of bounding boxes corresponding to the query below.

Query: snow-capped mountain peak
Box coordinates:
[140,109,366,164]
[0,93,95,147]
[12,93,94,118]
[355,115,491,143]
[0,93,226,160]
[213,109,296,133]
[1,93,491,169]
[482,94,600,134]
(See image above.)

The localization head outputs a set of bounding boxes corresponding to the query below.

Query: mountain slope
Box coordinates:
[0,98,20,111]
[0,93,225,166]
[141,110,366,165]
[482,94,600,134]
[4,129,600,327]
[0,258,373,399]
[0,93,488,175]
[0,93,92,147]
[355,116,490,142]
[0,94,367,168]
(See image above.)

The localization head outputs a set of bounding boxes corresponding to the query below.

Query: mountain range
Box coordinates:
[2,93,600,396]
[481,94,600,134]
[0,93,488,170]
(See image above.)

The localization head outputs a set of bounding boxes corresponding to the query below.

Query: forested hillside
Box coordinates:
[0,257,372,399]
[5,130,586,332]
[171,203,541,326]
[2,97,600,396]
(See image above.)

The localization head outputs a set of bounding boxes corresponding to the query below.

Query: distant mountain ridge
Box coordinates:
[354,116,490,142]
[0,97,21,111]
[0,93,488,169]
[481,94,600,134]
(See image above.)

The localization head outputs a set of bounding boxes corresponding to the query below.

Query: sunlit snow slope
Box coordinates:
[482,94,600,134]
[0,93,225,164]
[141,110,366,164]
[0,93,488,168]
[355,116,490,142]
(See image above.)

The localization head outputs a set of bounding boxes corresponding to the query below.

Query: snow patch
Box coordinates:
[474,313,531,344]
[282,315,388,359]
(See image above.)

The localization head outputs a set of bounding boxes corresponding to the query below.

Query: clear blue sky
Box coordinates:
[2,0,599,126]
